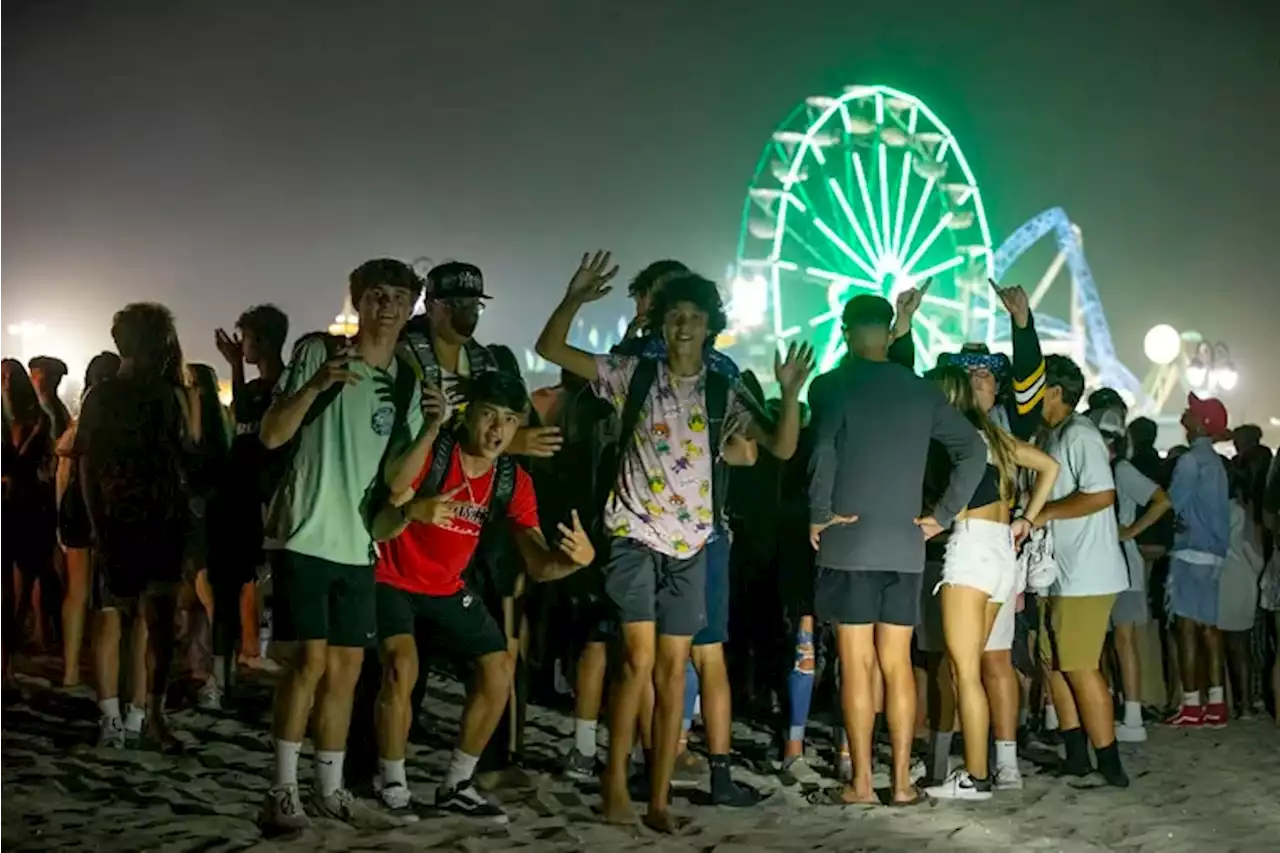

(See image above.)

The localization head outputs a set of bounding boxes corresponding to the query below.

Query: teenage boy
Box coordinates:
[259,259,429,829]
[535,251,813,833]
[1033,355,1129,787]
[370,370,595,820]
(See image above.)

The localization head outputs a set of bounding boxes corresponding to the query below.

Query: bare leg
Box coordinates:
[877,623,920,802]
[375,636,418,762]
[835,625,878,804]
[645,634,693,833]
[1175,617,1201,699]
[1224,630,1252,714]
[238,581,260,661]
[981,650,1020,742]
[940,586,997,779]
[574,641,608,724]
[273,640,329,742]
[458,651,516,756]
[600,621,655,825]
[92,609,122,701]
[1113,623,1143,707]
[690,643,731,754]
[61,548,93,687]
[1201,625,1224,693]
[311,646,365,752]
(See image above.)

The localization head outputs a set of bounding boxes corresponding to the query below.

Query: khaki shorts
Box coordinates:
[1038,594,1117,673]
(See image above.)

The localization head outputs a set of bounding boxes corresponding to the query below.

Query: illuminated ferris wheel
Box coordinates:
[733,85,995,374]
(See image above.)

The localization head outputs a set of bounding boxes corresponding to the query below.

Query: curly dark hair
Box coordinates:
[237,304,290,353]
[348,258,424,305]
[643,272,728,339]
[1044,354,1086,408]
[111,302,178,377]
[628,259,689,299]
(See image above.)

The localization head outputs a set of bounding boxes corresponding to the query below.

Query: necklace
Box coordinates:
[460,458,494,507]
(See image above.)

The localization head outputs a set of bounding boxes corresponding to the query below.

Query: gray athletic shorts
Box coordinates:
[1110,588,1149,627]
[603,537,707,637]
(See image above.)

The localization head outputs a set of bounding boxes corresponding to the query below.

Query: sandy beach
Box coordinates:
[3,656,1278,853]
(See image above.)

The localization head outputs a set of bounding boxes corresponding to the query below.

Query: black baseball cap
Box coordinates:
[426,261,491,300]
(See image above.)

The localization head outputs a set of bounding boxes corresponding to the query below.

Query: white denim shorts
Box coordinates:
[940,518,1018,605]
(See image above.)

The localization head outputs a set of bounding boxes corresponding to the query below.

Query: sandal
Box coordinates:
[806,787,878,807]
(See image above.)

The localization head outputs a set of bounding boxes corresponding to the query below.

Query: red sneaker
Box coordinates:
[1164,704,1205,727]
[1202,702,1229,729]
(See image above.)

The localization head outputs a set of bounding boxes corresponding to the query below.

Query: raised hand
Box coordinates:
[514,425,564,458]
[565,251,620,304]
[307,353,363,392]
[420,381,447,428]
[809,514,858,550]
[990,279,1031,329]
[406,485,467,526]
[895,277,931,322]
[556,510,595,566]
[215,329,243,366]
[913,515,945,540]
[774,341,816,398]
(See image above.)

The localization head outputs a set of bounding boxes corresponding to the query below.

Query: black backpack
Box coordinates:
[417,427,518,600]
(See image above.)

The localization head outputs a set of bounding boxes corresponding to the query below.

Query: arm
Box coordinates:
[384,382,441,496]
[745,391,800,461]
[741,341,813,462]
[1121,488,1171,542]
[929,398,987,528]
[1167,454,1197,516]
[1037,424,1117,523]
[806,375,840,527]
[513,526,589,583]
[259,338,356,450]
[535,251,620,381]
[723,435,759,466]
[371,501,412,542]
[534,296,598,381]
[1039,489,1116,522]
[1011,437,1060,524]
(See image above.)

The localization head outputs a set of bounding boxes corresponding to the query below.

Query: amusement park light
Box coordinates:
[728,274,769,331]
[1143,324,1182,366]
[1213,363,1239,392]
[1185,358,1209,390]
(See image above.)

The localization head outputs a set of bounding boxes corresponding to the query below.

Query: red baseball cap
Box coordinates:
[1186,392,1228,436]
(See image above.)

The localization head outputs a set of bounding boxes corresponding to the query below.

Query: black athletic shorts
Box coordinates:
[375,583,506,660]
[272,550,376,648]
[603,537,707,637]
[814,567,922,627]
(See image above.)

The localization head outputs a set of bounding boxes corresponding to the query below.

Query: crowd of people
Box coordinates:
[3,252,1278,836]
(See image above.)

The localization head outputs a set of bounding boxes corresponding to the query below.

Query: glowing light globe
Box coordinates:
[1143,324,1181,366]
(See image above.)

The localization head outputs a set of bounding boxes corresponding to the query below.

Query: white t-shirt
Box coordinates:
[1113,458,1158,592]
[1041,414,1129,598]
[439,346,472,423]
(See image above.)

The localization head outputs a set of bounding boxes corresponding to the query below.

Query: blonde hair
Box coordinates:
[931,365,1018,503]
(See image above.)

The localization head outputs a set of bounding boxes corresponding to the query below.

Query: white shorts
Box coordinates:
[941,518,1018,604]
[985,594,1016,652]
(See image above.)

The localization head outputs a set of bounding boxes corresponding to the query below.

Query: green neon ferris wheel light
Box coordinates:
[734,84,995,380]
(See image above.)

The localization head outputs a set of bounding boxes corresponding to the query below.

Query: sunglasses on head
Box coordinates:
[938,351,1010,378]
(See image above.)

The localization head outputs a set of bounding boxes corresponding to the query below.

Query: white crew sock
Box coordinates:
[1124,700,1144,728]
[1207,686,1225,705]
[98,697,121,720]
[930,731,953,781]
[123,703,147,733]
[1045,704,1059,731]
[442,749,480,791]
[631,742,645,764]
[1183,691,1202,707]
[995,739,1018,772]
[573,718,598,756]
[274,739,303,787]
[315,750,345,798]
[378,757,407,788]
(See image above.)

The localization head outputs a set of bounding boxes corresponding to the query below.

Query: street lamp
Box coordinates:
[1187,340,1237,395]
[328,297,359,337]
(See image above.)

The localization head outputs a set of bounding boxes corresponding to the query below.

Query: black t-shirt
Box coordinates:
[75,376,188,532]
[228,377,274,487]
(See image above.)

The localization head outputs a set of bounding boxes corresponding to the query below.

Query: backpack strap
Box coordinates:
[469,340,502,376]
[389,353,419,437]
[705,370,731,527]
[299,333,345,428]
[422,430,458,496]
[400,330,441,391]
[490,456,517,518]
[597,359,659,513]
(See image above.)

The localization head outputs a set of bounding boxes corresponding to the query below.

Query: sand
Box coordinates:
[3,657,1278,852]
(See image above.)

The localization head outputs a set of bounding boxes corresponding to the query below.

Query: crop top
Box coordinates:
[969,463,1003,508]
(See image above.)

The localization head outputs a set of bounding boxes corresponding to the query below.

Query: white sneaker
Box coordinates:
[260,784,310,831]
[923,768,994,801]
[837,754,852,783]
[372,775,419,820]
[312,787,357,822]
[994,764,1023,790]
[1115,722,1148,743]
[97,715,125,748]
[196,679,223,711]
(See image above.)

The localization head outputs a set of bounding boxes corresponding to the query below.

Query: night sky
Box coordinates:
[4,1,1278,428]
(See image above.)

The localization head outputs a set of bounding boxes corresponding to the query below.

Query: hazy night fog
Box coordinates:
[4,0,1278,431]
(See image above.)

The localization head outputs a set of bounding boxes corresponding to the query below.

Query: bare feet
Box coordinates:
[600,783,636,825]
[642,808,685,834]
[838,783,879,805]
[890,784,926,806]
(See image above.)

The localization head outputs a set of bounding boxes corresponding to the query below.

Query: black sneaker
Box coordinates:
[563,747,597,782]
[435,781,509,823]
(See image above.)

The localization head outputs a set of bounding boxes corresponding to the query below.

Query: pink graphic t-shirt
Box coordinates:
[592,353,755,558]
